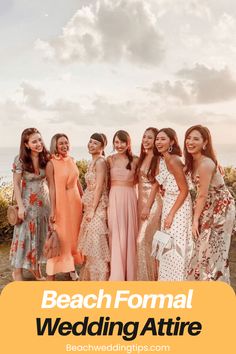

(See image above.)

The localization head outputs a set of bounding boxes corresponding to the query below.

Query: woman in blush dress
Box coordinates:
[155,128,193,281]
[78,133,110,281]
[136,127,162,281]
[46,134,83,280]
[184,125,235,283]
[10,128,50,281]
[107,130,138,281]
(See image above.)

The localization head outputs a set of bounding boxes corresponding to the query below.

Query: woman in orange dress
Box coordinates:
[46,134,83,280]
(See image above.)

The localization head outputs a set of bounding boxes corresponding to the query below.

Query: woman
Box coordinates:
[107,130,138,281]
[46,134,83,280]
[10,128,50,281]
[184,125,235,283]
[155,128,193,281]
[136,127,162,281]
[78,133,110,280]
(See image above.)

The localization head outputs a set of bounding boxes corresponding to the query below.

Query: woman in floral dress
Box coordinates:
[184,125,235,282]
[10,128,50,280]
[78,133,110,280]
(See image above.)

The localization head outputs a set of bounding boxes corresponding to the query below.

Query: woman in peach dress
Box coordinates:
[46,134,83,280]
[107,130,138,281]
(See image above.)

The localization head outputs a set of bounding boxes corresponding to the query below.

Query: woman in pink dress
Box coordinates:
[46,134,83,280]
[107,130,138,281]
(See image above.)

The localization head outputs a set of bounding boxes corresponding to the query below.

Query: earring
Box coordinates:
[168,145,173,153]
[203,145,206,151]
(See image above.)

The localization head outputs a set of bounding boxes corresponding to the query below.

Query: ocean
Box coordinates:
[0,145,235,182]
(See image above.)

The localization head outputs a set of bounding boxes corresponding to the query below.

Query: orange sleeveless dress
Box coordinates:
[46,155,83,275]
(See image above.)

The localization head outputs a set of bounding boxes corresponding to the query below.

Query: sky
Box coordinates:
[0,0,236,163]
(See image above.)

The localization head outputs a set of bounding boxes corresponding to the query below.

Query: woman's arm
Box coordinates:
[13,172,25,220]
[46,161,56,223]
[140,181,159,220]
[164,156,188,229]
[77,179,83,197]
[192,159,215,237]
[86,159,106,221]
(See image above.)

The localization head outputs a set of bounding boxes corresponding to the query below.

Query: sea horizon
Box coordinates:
[0,144,235,182]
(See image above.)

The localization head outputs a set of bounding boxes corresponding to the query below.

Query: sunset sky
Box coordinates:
[0,0,236,163]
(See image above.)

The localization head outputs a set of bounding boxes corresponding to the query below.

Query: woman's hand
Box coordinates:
[86,209,95,222]
[18,206,26,221]
[141,206,150,221]
[164,212,174,229]
[192,219,200,239]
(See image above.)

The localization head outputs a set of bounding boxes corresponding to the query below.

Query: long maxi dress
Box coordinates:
[137,167,162,280]
[155,158,193,281]
[10,155,50,271]
[46,155,83,276]
[78,157,110,280]
[187,168,235,283]
[108,158,138,281]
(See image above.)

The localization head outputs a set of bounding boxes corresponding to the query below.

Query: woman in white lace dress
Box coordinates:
[155,128,193,281]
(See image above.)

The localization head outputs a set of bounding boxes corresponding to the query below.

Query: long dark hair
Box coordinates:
[90,133,107,156]
[157,128,182,157]
[137,127,159,182]
[113,130,133,170]
[19,128,49,173]
[184,125,218,174]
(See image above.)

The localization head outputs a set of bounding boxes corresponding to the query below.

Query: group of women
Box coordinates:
[10,125,235,283]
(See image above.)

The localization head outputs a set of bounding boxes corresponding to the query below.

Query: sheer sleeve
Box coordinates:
[12,155,23,174]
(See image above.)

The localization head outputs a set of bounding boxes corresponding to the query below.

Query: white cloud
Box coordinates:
[150,64,236,104]
[213,12,236,40]
[20,82,47,109]
[177,64,236,103]
[0,99,25,122]
[35,0,164,66]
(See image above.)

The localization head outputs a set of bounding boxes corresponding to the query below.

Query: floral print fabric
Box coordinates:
[10,156,50,270]
[187,172,235,282]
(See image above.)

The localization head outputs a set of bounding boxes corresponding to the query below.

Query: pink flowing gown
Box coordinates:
[108,161,138,281]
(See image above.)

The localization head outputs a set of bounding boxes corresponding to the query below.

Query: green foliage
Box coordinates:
[76,159,89,190]
[0,179,14,239]
[224,166,236,202]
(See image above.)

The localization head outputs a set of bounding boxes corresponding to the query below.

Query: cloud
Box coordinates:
[35,0,164,66]
[213,12,236,40]
[150,64,236,104]
[0,99,25,122]
[49,96,141,126]
[20,82,47,109]
[177,64,236,103]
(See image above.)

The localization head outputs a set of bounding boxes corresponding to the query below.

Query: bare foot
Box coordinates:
[12,269,23,281]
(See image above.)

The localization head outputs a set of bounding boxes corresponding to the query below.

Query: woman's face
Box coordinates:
[57,136,70,156]
[185,129,206,155]
[142,129,155,151]
[114,136,128,154]
[25,133,43,153]
[88,138,103,155]
[155,131,172,154]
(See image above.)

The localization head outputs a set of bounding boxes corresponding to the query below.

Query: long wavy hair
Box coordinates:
[50,133,69,155]
[157,128,182,157]
[90,133,107,156]
[113,130,133,170]
[136,127,159,183]
[19,128,49,173]
[184,125,217,174]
